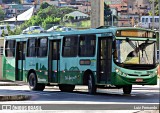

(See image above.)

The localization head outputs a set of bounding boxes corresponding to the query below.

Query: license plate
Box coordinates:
[136,78,143,82]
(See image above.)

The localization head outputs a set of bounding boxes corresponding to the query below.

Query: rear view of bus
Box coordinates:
[112,28,158,94]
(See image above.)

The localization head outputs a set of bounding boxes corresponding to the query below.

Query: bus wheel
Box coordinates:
[59,84,75,92]
[88,74,96,95]
[28,72,45,91]
[37,83,45,91]
[123,85,132,94]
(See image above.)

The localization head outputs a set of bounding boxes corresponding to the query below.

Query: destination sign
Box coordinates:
[116,30,156,38]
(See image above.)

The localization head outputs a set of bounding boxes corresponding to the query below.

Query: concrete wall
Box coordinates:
[91,0,104,28]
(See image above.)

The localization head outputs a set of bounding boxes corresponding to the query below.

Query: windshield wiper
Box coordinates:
[126,38,137,50]
[139,40,155,50]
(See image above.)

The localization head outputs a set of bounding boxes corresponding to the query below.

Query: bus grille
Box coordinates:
[128,74,138,76]
[128,74,149,77]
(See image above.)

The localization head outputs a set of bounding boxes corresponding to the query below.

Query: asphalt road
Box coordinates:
[0,80,159,112]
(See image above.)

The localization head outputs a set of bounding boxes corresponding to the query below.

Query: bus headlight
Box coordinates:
[116,69,119,73]
[115,68,122,75]
[155,70,158,74]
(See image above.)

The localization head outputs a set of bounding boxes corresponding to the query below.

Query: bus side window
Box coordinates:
[79,35,96,57]
[5,40,15,57]
[38,38,48,57]
[27,38,37,57]
[62,36,78,57]
[52,42,60,60]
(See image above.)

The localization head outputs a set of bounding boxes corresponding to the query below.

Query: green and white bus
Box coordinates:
[2,27,158,94]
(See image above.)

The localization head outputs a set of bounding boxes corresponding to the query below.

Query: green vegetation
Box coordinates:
[20,2,76,30]
[0,6,5,21]
[2,2,90,36]
[1,25,16,37]
[149,0,159,16]
[1,30,5,37]
[64,20,91,29]
[40,2,50,9]
[104,3,117,26]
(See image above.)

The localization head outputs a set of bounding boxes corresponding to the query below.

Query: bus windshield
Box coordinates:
[114,39,156,65]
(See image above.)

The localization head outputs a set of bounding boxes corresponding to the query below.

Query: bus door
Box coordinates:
[97,37,112,83]
[48,40,61,83]
[15,41,26,81]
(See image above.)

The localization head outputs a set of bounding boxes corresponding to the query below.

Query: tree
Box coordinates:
[104,3,117,26]
[42,17,61,29]
[1,30,5,37]
[0,6,5,21]
[40,2,50,9]
[68,16,74,22]
[7,25,14,35]
[19,4,76,31]
[149,0,159,16]
[104,3,112,25]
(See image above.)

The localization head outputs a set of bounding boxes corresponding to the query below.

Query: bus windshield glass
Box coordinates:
[114,40,156,65]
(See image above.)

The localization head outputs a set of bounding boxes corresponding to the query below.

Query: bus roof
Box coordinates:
[5,26,155,40]
[5,28,114,40]
[97,26,155,32]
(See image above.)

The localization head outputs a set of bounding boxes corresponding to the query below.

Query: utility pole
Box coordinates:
[87,0,88,28]
[152,0,155,30]
[91,0,104,28]
[158,0,160,63]
[111,11,113,26]
[15,8,17,28]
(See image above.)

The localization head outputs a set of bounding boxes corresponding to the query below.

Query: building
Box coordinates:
[59,1,68,7]
[63,11,89,22]
[3,4,31,19]
[105,0,151,27]
[39,0,59,4]
[3,7,34,22]
[77,5,91,14]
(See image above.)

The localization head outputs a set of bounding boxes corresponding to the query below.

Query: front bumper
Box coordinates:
[111,73,157,85]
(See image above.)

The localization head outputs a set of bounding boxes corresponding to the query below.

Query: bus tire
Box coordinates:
[88,74,96,95]
[59,84,75,92]
[37,83,45,91]
[28,72,45,91]
[123,85,132,94]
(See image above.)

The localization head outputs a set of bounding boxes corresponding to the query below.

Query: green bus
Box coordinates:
[2,27,158,94]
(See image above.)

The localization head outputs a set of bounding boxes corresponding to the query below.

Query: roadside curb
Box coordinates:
[0,95,31,101]
[0,83,20,86]
[0,80,24,86]
[0,82,20,86]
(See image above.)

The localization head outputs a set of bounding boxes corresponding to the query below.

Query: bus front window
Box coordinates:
[114,40,155,65]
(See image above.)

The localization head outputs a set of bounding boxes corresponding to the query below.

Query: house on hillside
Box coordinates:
[63,11,89,22]
[3,4,31,19]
